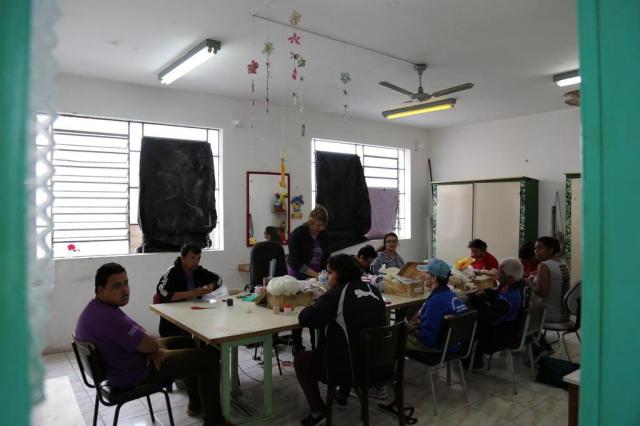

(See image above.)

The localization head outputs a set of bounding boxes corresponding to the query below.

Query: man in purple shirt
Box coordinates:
[75,263,228,426]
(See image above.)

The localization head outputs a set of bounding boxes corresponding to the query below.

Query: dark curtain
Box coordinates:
[315,152,371,252]
[138,137,216,252]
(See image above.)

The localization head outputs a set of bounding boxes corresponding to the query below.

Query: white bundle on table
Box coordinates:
[266,275,302,296]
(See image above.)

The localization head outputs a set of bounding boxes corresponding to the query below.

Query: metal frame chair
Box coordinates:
[469,304,547,394]
[326,322,408,426]
[406,310,478,416]
[71,337,175,426]
[544,281,581,361]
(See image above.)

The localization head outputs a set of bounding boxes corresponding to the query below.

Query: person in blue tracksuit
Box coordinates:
[467,257,526,368]
[406,258,468,352]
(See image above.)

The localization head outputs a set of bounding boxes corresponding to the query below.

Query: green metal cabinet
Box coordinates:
[431,177,538,265]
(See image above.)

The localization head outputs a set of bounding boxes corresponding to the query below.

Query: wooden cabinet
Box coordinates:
[432,177,539,265]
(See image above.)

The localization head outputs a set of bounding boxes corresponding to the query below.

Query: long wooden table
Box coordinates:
[150,293,427,423]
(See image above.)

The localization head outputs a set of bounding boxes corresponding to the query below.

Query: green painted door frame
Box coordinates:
[578,0,640,424]
[0,0,32,425]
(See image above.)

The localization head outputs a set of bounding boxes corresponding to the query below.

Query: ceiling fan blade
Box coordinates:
[379,81,415,97]
[432,82,474,98]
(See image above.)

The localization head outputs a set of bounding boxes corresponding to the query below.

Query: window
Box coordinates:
[311,138,411,239]
[40,114,222,257]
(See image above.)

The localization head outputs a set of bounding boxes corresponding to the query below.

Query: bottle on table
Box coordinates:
[319,270,328,286]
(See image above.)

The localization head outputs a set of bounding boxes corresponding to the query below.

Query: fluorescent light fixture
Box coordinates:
[158,39,221,85]
[382,98,456,119]
[553,69,581,87]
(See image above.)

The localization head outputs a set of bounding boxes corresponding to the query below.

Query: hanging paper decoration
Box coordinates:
[278,149,288,207]
[340,72,352,123]
[291,194,304,220]
[288,9,306,134]
[262,41,274,113]
[246,59,259,129]
[289,9,302,27]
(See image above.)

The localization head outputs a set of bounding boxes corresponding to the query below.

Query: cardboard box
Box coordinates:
[267,291,314,309]
[473,276,495,290]
[383,262,427,298]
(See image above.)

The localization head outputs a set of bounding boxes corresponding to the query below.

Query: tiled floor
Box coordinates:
[32,332,580,425]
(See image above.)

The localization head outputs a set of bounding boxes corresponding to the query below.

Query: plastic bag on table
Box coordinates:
[203,284,229,300]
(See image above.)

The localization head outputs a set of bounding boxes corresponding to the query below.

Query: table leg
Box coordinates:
[568,383,579,426]
[262,334,273,417]
[231,346,242,397]
[220,342,232,420]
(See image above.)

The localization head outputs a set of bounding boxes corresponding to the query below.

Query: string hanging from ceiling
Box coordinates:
[287,10,306,136]
[262,40,274,114]
[247,17,259,129]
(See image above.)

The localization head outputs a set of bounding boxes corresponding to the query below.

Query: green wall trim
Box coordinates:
[0,0,32,424]
[431,185,437,257]
[565,176,574,270]
[521,179,539,246]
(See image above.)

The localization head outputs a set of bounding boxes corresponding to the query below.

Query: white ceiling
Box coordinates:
[54,0,578,129]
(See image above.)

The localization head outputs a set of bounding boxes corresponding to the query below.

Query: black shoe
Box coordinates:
[300,412,326,426]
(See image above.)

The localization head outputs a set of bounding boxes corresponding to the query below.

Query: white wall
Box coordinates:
[427,108,581,246]
[47,74,430,352]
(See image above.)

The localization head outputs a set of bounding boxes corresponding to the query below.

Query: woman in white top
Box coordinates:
[532,236,570,323]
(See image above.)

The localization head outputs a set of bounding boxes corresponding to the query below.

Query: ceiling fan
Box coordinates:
[380,64,474,103]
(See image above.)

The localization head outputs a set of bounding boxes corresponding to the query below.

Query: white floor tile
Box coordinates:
[36,332,578,426]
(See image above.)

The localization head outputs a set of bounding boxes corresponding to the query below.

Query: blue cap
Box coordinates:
[425,258,451,278]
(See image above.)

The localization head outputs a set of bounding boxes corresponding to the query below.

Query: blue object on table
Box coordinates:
[240,294,259,302]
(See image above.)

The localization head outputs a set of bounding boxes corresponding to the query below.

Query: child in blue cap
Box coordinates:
[406,258,468,351]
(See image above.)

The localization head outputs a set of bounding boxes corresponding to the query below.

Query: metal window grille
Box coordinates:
[42,114,222,257]
[311,138,411,239]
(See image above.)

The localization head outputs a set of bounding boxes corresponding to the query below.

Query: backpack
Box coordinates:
[536,356,579,389]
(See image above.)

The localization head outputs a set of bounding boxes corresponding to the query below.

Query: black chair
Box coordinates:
[406,310,478,416]
[469,304,547,394]
[72,337,175,426]
[249,241,287,290]
[542,275,572,343]
[326,322,408,426]
[252,334,284,375]
[248,241,288,373]
[544,281,581,361]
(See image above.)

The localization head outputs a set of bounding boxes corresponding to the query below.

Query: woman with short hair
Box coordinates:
[287,205,331,354]
[287,205,330,280]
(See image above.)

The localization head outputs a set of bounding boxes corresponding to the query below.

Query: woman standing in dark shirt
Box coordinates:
[287,205,330,354]
[287,205,330,279]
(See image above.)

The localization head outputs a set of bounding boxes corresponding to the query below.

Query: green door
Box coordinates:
[0,0,32,425]
[578,0,640,424]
